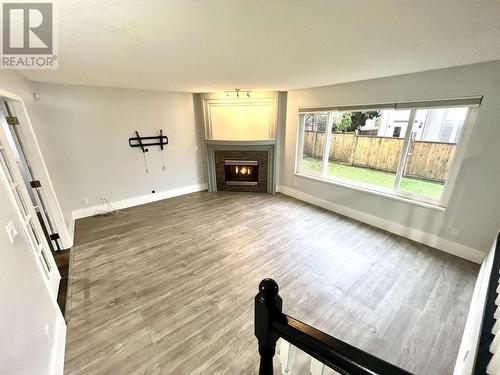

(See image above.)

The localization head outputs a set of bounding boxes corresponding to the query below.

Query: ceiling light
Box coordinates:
[223,89,252,99]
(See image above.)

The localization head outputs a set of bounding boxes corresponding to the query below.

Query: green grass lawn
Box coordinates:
[301,157,444,198]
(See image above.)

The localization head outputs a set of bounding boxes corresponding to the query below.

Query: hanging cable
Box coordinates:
[161,148,166,171]
[94,196,127,217]
[142,151,149,173]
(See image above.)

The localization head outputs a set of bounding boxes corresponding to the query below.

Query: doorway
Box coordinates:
[0,98,60,297]
[0,100,62,251]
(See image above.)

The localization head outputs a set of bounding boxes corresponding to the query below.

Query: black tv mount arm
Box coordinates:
[129,130,168,152]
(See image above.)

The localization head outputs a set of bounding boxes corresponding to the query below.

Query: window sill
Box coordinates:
[294,172,447,212]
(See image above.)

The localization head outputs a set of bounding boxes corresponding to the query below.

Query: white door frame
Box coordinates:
[0,88,72,249]
[0,118,60,297]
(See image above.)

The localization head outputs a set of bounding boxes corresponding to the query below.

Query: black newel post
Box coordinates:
[255,278,283,375]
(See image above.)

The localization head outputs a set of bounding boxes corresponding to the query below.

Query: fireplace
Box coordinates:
[200,92,282,194]
[211,148,271,193]
[224,160,259,186]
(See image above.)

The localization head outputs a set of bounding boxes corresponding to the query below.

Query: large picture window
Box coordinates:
[296,98,480,206]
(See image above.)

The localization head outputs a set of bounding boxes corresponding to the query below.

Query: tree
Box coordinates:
[333,113,352,132]
[333,111,381,132]
[304,113,328,132]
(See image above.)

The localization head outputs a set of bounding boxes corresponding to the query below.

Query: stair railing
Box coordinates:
[254,278,413,375]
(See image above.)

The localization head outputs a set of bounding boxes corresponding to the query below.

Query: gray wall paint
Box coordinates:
[30,82,205,225]
[282,61,500,252]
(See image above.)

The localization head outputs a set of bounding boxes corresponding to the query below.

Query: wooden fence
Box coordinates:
[303,131,456,182]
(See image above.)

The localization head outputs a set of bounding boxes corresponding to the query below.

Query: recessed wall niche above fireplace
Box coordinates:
[200,91,285,194]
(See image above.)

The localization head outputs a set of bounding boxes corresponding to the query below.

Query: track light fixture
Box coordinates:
[223,89,252,98]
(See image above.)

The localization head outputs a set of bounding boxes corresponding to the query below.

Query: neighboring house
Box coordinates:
[374,107,468,143]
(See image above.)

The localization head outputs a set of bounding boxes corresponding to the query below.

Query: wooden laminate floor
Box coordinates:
[65,192,479,375]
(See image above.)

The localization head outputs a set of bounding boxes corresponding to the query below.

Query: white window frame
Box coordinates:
[294,99,480,210]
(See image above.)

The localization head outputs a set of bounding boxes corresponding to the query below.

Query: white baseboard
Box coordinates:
[453,238,495,374]
[50,312,67,375]
[68,183,207,245]
[66,218,75,248]
[277,185,485,264]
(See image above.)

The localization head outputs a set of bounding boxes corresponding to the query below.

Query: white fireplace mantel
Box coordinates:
[198,91,286,194]
[205,139,276,146]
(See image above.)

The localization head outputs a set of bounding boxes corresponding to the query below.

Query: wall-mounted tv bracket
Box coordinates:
[129,130,168,152]
[129,130,169,173]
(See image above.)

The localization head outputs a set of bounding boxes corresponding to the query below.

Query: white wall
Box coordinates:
[29,83,206,231]
[281,61,500,255]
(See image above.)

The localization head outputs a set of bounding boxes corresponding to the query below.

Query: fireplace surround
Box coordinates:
[199,91,283,194]
[206,140,276,193]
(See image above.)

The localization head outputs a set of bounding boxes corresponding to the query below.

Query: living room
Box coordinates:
[0,2,499,374]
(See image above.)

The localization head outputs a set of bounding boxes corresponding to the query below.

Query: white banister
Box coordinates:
[279,338,340,375]
[279,339,297,375]
[310,357,327,375]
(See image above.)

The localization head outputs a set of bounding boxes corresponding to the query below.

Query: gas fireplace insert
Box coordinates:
[224,160,259,186]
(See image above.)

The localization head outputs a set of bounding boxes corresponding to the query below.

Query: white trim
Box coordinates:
[49,312,67,375]
[69,183,207,243]
[277,185,484,264]
[295,114,305,174]
[393,109,416,189]
[0,88,22,101]
[321,112,333,174]
[295,104,479,209]
[453,237,496,375]
[205,139,276,146]
[0,115,61,296]
[295,171,446,211]
[0,89,72,249]
[298,96,483,113]
[72,183,207,219]
[67,218,75,248]
[439,107,478,207]
[201,91,278,140]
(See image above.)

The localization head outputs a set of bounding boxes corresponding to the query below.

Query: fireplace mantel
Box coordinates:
[205,139,276,146]
[198,91,285,194]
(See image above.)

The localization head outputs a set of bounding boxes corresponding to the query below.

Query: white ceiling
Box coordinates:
[23,0,500,92]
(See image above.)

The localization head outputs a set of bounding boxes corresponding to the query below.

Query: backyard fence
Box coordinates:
[303,131,456,182]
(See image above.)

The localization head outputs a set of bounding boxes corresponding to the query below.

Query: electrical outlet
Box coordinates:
[450,228,460,238]
[82,198,90,206]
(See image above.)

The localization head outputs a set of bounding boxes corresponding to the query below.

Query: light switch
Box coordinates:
[6,221,18,243]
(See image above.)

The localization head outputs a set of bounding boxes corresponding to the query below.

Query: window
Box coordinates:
[300,112,328,174]
[297,98,480,206]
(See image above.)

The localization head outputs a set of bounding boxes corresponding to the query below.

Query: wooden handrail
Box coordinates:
[255,278,412,375]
